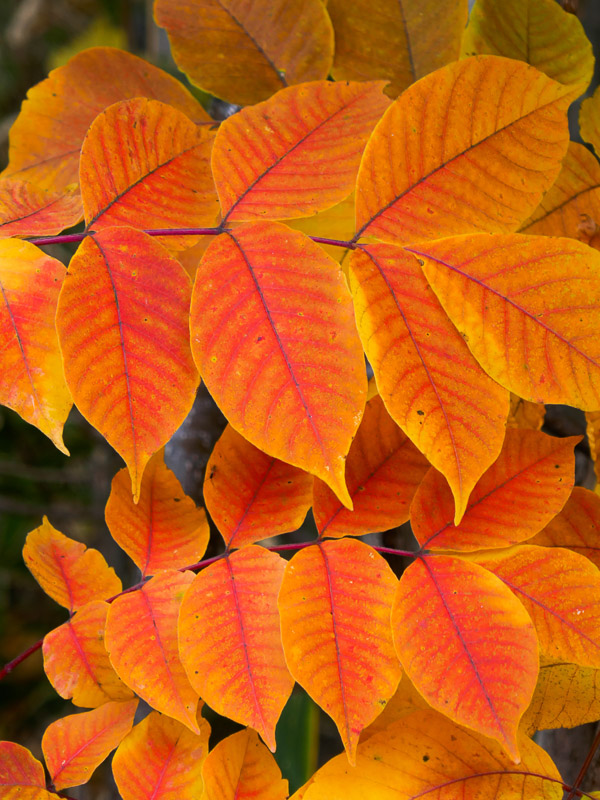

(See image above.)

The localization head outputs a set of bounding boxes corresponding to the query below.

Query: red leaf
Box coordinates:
[42,699,137,790]
[204,425,312,549]
[0,180,81,238]
[0,742,52,800]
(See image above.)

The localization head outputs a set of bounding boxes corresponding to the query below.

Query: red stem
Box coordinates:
[0,638,42,680]
[565,725,600,800]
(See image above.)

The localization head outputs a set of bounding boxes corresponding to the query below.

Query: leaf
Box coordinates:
[0,239,72,453]
[461,0,593,96]
[105,450,209,576]
[189,221,366,507]
[2,47,209,191]
[530,487,600,569]
[475,545,600,667]
[212,81,389,222]
[105,569,200,732]
[204,425,312,549]
[0,742,53,800]
[312,393,429,538]
[327,0,468,98]
[278,539,401,763]
[23,517,121,612]
[43,600,134,707]
[358,672,431,743]
[178,547,292,750]
[392,555,539,761]
[80,98,218,250]
[349,243,509,524]
[522,662,600,735]
[202,729,288,800]
[355,56,570,245]
[154,0,333,106]
[587,411,600,487]
[0,180,81,238]
[298,710,563,800]
[416,233,600,409]
[287,193,356,262]
[112,711,210,800]
[42,699,138,790]
[56,227,199,501]
[506,394,545,430]
[411,429,578,552]
[581,84,600,156]
[521,142,600,249]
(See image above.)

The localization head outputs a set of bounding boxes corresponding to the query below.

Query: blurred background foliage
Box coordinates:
[1,0,600,796]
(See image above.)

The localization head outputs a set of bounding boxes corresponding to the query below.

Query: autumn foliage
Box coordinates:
[2,0,600,797]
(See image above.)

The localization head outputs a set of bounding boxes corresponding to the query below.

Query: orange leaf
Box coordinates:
[212,81,389,222]
[355,56,570,245]
[392,555,539,761]
[0,742,53,800]
[42,700,137,790]
[506,394,545,430]
[476,544,600,667]
[313,393,429,538]
[287,193,356,262]
[359,673,431,744]
[154,0,333,106]
[112,711,210,800]
[179,547,292,750]
[462,0,593,96]
[278,539,401,763]
[43,600,134,707]
[189,221,366,507]
[328,0,468,98]
[520,142,600,249]
[105,569,199,732]
[349,243,509,524]
[522,662,600,734]
[2,47,209,190]
[586,410,600,487]
[297,709,562,800]
[23,517,121,612]
[80,98,218,250]
[56,227,199,501]
[0,239,72,453]
[411,429,578,551]
[0,180,81,238]
[105,450,209,576]
[202,729,288,800]
[416,233,600,409]
[531,487,600,569]
[204,425,312,549]
[581,84,600,155]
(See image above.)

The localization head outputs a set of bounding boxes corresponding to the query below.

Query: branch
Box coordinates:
[565,725,600,800]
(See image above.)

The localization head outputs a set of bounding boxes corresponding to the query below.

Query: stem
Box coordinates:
[565,725,600,800]
[0,638,42,680]
[374,545,418,559]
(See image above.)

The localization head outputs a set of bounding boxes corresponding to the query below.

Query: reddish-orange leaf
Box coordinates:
[392,555,539,761]
[0,180,81,238]
[56,227,199,501]
[328,0,468,98]
[462,0,593,97]
[43,600,134,707]
[296,709,563,800]
[355,56,570,245]
[521,142,600,249]
[179,547,292,750]
[0,239,72,453]
[42,700,137,790]
[2,47,209,190]
[476,545,600,667]
[313,393,429,538]
[212,81,389,222]
[105,450,209,576]
[154,0,333,106]
[80,98,218,250]
[0,742,53,800]
[23,517,121,612]
[349,243,509,524]
[202,729,288,800]
[411,429,578,551]
[278,539,401,763]
[190,221,366,507]
[416,233,600,409]
[105,569,199,732]
[112,711,210,800]
[531,487,600,569]
[204,425,312,549]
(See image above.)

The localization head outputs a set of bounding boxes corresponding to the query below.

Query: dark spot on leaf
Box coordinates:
[417,410,424,416]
